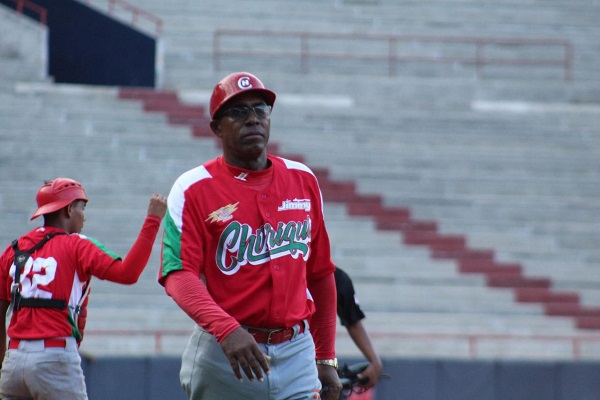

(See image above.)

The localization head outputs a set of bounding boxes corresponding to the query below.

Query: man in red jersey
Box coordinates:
[159,72,342,399]
[0,178,166,399]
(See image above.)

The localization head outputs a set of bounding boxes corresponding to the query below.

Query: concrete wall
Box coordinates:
[0,5,47,82]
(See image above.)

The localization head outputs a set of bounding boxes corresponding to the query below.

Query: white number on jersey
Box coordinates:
[10,256,57,299]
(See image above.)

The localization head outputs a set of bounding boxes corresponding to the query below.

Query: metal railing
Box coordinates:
[9,0,47,24]
[85,328,600,359]
[213,29,573,81]
[365,331,600,359]
[6,0,162,35]
[83,0,162,36]
[107,0,162,36]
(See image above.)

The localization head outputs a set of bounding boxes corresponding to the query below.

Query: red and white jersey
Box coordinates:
[159,155,336,329]
[0,227,122,340]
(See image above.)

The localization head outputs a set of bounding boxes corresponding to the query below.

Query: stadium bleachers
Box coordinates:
[0,6,47,83]
[1,0,600,360]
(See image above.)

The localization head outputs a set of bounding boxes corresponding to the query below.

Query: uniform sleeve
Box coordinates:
[305,169,337,359]
[308,272,337,359]
[164,270,240,342]
[159,174,207,285]
[158,174,240,340]
[94,214,162,283]
[334,267,366,326]
[305,175,336,281]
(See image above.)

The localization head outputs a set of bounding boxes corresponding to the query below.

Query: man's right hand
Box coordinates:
[220,327,270,382]
[147,193,167,218]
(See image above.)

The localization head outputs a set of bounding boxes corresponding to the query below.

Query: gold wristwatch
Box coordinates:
[315,358,338,369]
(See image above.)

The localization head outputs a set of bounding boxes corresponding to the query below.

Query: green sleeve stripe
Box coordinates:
[161,210,183,277]
[160,166,210,278]
[84,236,121,260]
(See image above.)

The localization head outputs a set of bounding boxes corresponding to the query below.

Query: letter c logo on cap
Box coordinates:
[237,76,253,90]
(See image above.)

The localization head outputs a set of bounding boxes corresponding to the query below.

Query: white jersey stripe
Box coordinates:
[168,165,212,231]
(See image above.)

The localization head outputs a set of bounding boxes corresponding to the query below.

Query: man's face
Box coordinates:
[68,200,86,233]
[211,92,271,166]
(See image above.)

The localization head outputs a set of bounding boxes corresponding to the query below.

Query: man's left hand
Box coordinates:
[318,364,342,400]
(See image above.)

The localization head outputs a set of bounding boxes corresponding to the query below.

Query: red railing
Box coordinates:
[85,328,600,359]
[364,331,600,359]
[214,29,573,81]
[108,0,162,35]
[7,0,162,35]
[84,0,162,36]
[9,0,47,24]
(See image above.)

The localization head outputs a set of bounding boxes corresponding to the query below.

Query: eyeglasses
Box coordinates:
[219,104,272,121]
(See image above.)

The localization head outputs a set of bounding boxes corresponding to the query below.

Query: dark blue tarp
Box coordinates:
[1,0,156,86]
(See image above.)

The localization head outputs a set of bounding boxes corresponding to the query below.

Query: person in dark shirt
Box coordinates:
[334,267,383,389]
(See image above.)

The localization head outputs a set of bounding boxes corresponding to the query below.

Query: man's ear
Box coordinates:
[210,120,221,137]
[65,202,74,218]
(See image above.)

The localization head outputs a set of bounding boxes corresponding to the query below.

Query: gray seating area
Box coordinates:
[118,0,600,85]
[0,6,47,84]
[1,0,600,360]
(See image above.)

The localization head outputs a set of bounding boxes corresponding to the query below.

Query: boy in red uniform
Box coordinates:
[0,178,166,399]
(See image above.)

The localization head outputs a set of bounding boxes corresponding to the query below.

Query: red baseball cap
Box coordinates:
[209,72,276,119]
[30,178,88,220]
